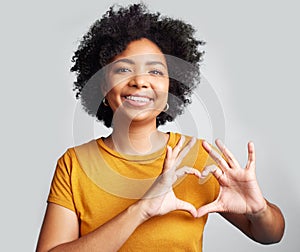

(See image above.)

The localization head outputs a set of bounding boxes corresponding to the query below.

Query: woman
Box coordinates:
[36,3,285,251]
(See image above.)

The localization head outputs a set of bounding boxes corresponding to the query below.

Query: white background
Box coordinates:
[1,0,299,251]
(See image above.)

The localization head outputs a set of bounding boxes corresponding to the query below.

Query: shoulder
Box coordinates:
[56,139,101,170]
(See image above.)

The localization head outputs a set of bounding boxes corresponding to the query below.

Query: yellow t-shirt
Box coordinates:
[47,132,219,251]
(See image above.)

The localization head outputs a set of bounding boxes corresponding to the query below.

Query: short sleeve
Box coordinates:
[47,150,76,212]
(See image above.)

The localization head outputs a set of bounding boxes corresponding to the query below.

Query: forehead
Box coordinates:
[112,38,166,63]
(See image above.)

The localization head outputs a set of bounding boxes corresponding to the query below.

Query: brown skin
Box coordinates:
[199,139,285,244]
[36,39,285,252]
[103,38,169,155]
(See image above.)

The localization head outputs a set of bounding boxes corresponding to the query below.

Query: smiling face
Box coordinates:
[105,38,169,125]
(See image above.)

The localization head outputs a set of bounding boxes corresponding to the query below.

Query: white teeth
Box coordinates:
[125,96,151,103]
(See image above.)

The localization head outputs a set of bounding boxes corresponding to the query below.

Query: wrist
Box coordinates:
[128,200,152,224]
[246,199,268,222]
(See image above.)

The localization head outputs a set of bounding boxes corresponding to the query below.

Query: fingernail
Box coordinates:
[216,138,224,148]
[190,137,196,146]
[181,135,185,143]
[202,140,210,148]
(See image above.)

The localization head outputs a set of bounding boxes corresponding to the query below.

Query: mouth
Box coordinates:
[122,94,154,107]
[125,95,153,102]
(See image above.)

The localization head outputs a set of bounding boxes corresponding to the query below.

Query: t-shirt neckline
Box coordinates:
[96,132,177,162]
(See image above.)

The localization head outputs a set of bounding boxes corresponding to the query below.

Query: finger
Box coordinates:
[197,201,220,218]
[201,165,224,181]
[172,135,186,158]
[175,166,202,180]
[176,198,198,218]
[202,140,230,170]
[175,137,196,167]
[215,139,240,169]
[246,141,255,170]
[162,145,173,173]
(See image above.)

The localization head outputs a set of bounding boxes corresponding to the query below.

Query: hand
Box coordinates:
[139,136,201,219]
[198,139,267,218]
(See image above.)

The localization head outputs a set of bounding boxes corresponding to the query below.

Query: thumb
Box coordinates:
[197,201,220,218]
[176,198,197,218]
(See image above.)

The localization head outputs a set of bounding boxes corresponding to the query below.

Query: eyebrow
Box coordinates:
[113,58,167,69]
[145,61,167,69]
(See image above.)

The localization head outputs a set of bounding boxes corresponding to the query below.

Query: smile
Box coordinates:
[123,95,154,107]
[124,95,153,103]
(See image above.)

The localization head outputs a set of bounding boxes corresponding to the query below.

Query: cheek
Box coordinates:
[107,71,133,90]
[105,75,125,97]
[151,76,169,89]
[162,79,170,91]
[155,79,169,97]
[105,79,118,92]
[106,88,122,108]
[105,72,122,92]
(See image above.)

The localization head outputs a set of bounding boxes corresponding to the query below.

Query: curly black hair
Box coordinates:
[70,3,205,128]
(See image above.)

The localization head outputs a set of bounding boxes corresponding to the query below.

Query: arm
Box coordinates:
[36,201,148,252]
[197,140,285,244]
[220,200,285,244]
[37,137,200,252]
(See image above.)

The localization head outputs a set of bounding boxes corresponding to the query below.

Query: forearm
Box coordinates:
[246,200,285,244]
[49,203,147,252]
[221,200,285,244]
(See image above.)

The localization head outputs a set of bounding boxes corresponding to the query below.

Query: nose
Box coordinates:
[128,74,150,88]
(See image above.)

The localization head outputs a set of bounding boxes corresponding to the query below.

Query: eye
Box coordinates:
[114,67,132,74]
[149,69,164,76]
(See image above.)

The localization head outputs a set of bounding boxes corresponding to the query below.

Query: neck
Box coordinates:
[106,117,168,155]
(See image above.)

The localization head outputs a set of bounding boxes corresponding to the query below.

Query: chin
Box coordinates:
[129,111,158,122]
[116,109,159,125]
